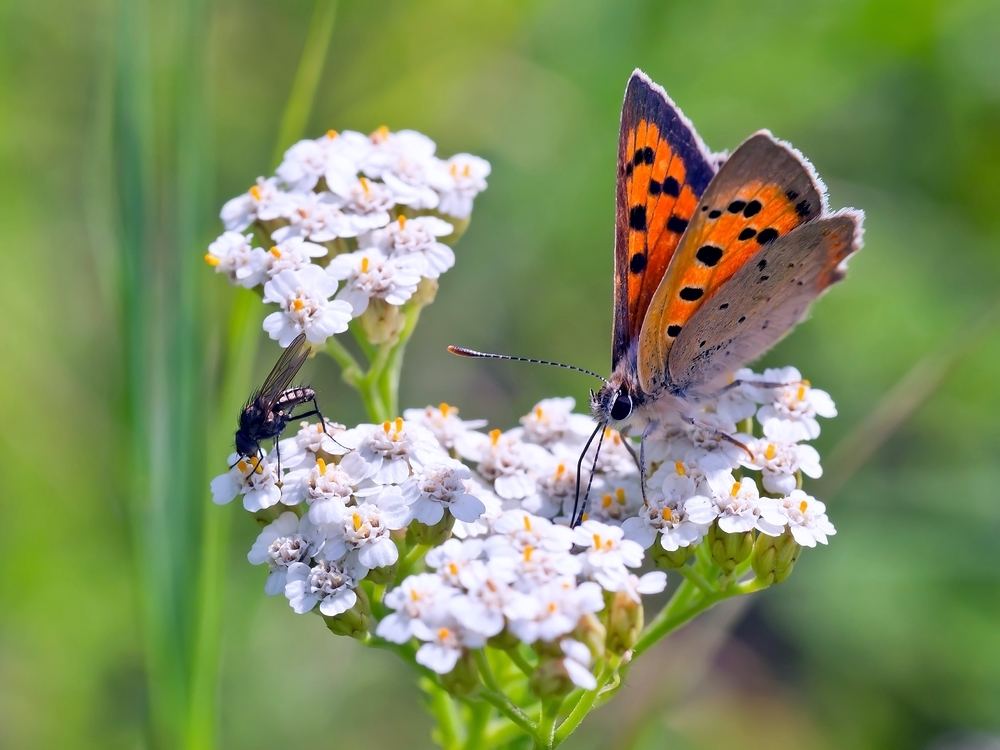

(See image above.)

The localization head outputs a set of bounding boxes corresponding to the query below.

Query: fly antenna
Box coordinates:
[448,346,608,385]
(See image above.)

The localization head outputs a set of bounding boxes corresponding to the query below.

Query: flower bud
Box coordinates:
[573,613,607,662]
[707,523,753,573]
[606,590,643,655]
[408,511,455,546]
[410,277,438,308]
[322,586,371,639]
[529,657,575,698]
[364,560,399,586]
[359,299,404,345]
[752,528,801,585]
[440,649,479,697]
[649,540,695,569]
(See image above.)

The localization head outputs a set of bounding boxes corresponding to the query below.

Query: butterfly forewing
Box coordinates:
[637,132,825,394]
[254,332,312,411]
[668,214,861,394]
[613,71,718,371]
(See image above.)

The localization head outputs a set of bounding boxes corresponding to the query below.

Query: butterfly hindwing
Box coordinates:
[667,212,862,394]
[613,70,717,371]
[637,132,825,393]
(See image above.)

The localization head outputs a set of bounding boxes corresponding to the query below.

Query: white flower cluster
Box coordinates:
[212,367,836,680]
[205,128,489,346]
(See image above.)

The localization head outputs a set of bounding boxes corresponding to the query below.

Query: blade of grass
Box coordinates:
[271,0,339,167]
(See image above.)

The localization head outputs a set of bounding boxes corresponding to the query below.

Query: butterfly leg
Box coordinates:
[572,423,606,527]
[680,415,754,460]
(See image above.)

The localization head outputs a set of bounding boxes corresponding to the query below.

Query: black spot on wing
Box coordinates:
[666,216,688,234]
[727,200,746,213]
[679,287,703,301]
[648,179,661,196]
[696,245,723,267]
[667,325,682,337]
[756,228,779,244]
[743,200,762,218]
[738,228,757,241]
[795,199,812,217]
[661,176,680,197]
[630,253,647,273]
[757,258,767,271]
[629,205,647,231]
[708,209,722,219]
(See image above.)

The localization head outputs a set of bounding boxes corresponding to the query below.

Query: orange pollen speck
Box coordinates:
[359,176,371,197]
[204,253,219,267]
[604,427,613,438]
[352,513,362,532]
[236,460,248,472]
[613,433,622,445]
[297,207,308,218]
[535,406,544,419]
[800,500,809,512]
[556,463,565,476]
[326,129,338,139]
[316,458,327,475]
[731,482,742,497]
[410,589,420,601]
[293,299,304,311]
[489,428,501,446]
[797,385,807,401]
[547,602,557,614]
[602,494,613,509]
[581,512,589,522]
[383,420,392,433]
[372,125,389,142]
[395,417,403,432]
[439,402,451,415]
[523,516,532,532]
[448,562,458,576]
[397,215,406,228]
[269,246,281,258]
[675,461,686,476]
[438,627,450,640]
[449,163,458,177]
[592,533,602,548]
[765,444,776,461]
[249,185,262,201]
[462,164,471,177]
[487,580,497,592]
[523,546,533,561]
[360,256,370,273]
[616,487,626,504]
[254,460,263,474]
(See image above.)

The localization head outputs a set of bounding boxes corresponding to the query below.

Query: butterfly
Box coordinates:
[452,69,863,524]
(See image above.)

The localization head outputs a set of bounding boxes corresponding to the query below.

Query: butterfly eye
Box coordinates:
[610,391,633,422]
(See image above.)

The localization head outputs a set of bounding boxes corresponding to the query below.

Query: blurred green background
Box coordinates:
[3,0,1000,747]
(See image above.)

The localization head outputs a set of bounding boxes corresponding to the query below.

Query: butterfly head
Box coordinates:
[591,373,638,429]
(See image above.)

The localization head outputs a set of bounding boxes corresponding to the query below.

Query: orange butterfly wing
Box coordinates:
[637,132,826,394]
[613,71,718,372]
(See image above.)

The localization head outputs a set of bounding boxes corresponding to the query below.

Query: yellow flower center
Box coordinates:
[293,298,304,311]
[204,253,220,267]
[397,215,406,228]
[269,246,281,258]
[316,458,327,475]
[765,443,776,461]
[326,129,338,139]
[731,481,742,497]
[352,513,362,532]
[249,185,261,201]
[602,493,613,509]
[675,461,686,476]
[372,125,389,143]
[360,256,370,274]
[489,428,501,446]
[359,176,371,197]
[439,402,452,416]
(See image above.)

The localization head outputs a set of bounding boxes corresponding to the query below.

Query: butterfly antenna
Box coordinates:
[448,346,608,384]
[571,422,606,527]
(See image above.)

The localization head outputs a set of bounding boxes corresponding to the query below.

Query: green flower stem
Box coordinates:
[536,697,564,749]
[676,564,715,594]
[507,646,536,677]
[484,717,529,747]
[426,679,462,750]
[324,336,363,389]
[474,650,541,742]
[463,701,492,750]
[396,543,429,584]
[553,659,618,746]
[477,690,540,745]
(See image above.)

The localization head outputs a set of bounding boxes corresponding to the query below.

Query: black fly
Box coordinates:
[234,333,327,472]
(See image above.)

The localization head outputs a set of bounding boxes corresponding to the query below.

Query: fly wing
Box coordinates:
[255,333,312,410]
